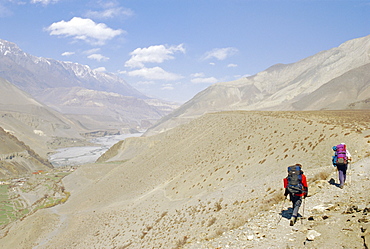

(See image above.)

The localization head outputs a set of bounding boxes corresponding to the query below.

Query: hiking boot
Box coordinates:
[290,216,297,226]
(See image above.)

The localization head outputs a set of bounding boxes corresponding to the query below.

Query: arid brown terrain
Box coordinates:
[0,110,369,248]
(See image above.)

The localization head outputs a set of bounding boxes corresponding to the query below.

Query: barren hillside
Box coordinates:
[0,127,53,177]
[0,110,369,248]
[0,77,87,158]
[146,35,370,136]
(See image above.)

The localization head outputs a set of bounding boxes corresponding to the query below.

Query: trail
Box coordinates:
[33,207,69,249]
[185,158,370,248]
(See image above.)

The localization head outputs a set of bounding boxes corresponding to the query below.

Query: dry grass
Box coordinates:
[309,168,332,183]
[262,191,286,211]
[174,236,188,249]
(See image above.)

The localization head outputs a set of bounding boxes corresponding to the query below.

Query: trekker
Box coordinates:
[283,164,308,226]
[332,143,352,189]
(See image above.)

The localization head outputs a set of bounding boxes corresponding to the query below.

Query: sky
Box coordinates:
[0,0,369,103]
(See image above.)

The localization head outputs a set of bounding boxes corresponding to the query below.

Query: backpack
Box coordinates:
[286,165,303,195]
[333,144,347,165]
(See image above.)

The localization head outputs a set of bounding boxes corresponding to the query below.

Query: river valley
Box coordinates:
[48,133,143,167]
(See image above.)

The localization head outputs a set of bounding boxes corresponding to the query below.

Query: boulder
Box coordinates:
[306,229,321,241]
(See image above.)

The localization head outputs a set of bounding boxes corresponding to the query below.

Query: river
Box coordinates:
[49,133,143,167]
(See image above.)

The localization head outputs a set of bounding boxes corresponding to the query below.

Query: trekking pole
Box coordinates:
[276,196,286,226]
[301,197,306,224]
[348,161,352,185]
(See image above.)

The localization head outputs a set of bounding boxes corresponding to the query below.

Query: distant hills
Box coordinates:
[0,126,53,178]
[146,35,370,136]
[0,77,86,155]
[0,77,89,177]
[0,39,179,133]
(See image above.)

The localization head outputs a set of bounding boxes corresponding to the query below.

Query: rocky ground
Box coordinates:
[0,110,369,249]
[185,158,370,249]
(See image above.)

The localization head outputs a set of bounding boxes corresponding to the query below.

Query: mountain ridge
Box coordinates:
[0,39,179,132]
[146,35,370,136]
[0,77,87,158]
[0,39,142,97]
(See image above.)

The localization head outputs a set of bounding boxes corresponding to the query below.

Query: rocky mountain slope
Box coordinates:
[0,77,87,158]
[0,110,369,248]
[0,127,53,178]
[0,39,179,132]
[146,35,370,136]
[33,87,176,132]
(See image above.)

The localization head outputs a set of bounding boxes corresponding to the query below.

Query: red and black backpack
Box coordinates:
[287,165,303,195]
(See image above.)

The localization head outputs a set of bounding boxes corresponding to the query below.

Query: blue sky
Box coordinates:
[0,0,369,103]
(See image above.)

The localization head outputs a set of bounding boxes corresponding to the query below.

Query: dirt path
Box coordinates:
[185,158,370,248]
[32,208,68,249]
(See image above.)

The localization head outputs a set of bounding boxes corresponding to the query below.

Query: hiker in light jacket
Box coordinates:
[283,164,308,226]
[332,143,352,189]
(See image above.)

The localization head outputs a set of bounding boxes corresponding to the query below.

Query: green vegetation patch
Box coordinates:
[0,185,13,226]
[0,169,71,226]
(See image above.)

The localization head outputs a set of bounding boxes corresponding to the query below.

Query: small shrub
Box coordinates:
[174,236,188,249]
[207,217,217,227]
[309,169,332,182]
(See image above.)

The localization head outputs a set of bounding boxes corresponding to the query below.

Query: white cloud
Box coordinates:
[161,84,174,90]
[87,54,109,62]
[125,44,185,68]
[85,7,133,19]
[0,4,12,17]
[202,47,238,61]
[45,17,124,45]
[190,72,205,78]
[84,48,101,54]
[94,67,107,72]
[125,67,183,81]
[85,1,134,19]
[227,63,238,68]
[31,0,60,5]
[136,80,155,85]
[61,51,75,56]
[191,77,218,84]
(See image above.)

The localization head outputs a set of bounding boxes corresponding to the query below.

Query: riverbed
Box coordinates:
[49,133,143,167]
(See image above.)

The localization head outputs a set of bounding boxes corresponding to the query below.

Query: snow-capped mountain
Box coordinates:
[0,39,179,132]
[0,39,143,97]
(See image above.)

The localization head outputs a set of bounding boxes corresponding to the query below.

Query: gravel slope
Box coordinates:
[0,110,369,249]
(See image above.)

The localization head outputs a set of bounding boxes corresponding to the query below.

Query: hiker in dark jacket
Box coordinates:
[283,164,308,226]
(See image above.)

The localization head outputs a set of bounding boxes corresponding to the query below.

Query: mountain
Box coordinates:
[292,62,370,110]
[0,39,143,98]
[0,39,179,132]
[33,87,177,133]
[0,77,87,158]
[1,110,369,248]
[146,35,370,136]
[0,126,53,178]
